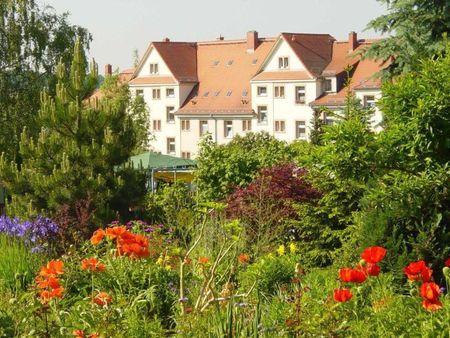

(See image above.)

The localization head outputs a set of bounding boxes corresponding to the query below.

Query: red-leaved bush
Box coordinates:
[225,163,320,247]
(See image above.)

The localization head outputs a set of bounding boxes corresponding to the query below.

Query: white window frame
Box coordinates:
[257,106,268,125]
[167,137,176,154]
[295,86,306,104]
[152,120,161,132]
[199,120,209,136]
[152,88,161,100]
[295,120,307,140]
[224,121,233,139]
[257,86,267,97]
[150,63,159,75]
[242,120,252,132]
[136,89,144,97]
[278,56,289,69]
[166,88,175,98]
[323,79,332,92]
[181,119,190,131]
[363,95,376,108]
[275,120,286,133]
[274,85,285,98]
[166,106,175,123]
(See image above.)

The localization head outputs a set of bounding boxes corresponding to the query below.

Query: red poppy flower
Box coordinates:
[39,287,64,303]
[334,288,353,302]
[404,260,433,282]
[36,276,61,289]
[420,282,441,301]
[81,258,106,272]
[238,254,250,264]
[90,229,105,245]
[94,292,112,306]
[357,263,381,277]
[106,226,128,240]
[39,260,64,277]
[422,299,442,311]
[339,268,367,283]
[361,246,387,264]
[445,257,450,267]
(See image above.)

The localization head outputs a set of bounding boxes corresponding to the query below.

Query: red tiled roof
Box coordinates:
[129,76,176,85]
[281,33,335,77]
[178,39,275,115]
[152,42,198,82]
[252,71,312,81]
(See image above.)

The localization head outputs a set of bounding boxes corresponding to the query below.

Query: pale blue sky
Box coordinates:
[39,0,387,71]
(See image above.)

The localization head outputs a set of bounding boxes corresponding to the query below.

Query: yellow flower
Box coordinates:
[277,244,285,256]
[156,256,164,266]
[165,265,172,271]
[289,243,297,254]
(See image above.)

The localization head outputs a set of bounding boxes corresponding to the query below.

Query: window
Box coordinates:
[274,86,285,98]
[363,95,376,108]
[166,106,175,123]
[181,152,191,159]
[242,120,252,132]
[227,60,233,66]
[252,59,258,65]
[181,119,190,131]
[275,120,285,132]
[295,86,306,104]
[257,106,268,124]
[152,88,161,99]
[199,120,209,136]
[203,91,209,97]
[166,88,175,98]
[224,121,233,138]
[295,121,306,139]
[257,86,267,97]
[212,60,220,66]
[152,120,161,131]
[323,79,332,92]
[136,89,144,97]
[167,138,175,154]
[278,57,289,69]
[150,63,159,74]
[226,90,232,97]
[242,90,248,97]
[214,90,220,96]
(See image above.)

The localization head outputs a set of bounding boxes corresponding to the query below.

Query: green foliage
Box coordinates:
[0,0,91,160]
[365,0,450,77]
[0,234,43,291]
[195,132,294,201]
[0,41,146,230]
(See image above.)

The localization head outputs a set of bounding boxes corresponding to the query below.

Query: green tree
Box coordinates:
[0,0,91,160]
[364,0,450,77]
[195,132,294,201]
[0,41,144,229]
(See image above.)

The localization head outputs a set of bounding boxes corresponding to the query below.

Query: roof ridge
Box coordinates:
[281,32,334,37]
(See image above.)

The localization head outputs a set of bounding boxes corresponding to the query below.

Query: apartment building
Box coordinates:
[127,31,384,158]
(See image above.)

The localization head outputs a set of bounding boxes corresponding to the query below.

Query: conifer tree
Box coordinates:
[0,40,143,225]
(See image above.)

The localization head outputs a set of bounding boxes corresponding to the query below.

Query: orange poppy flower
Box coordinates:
[361,246,386,264]
[334,288,353,302]
[198,256,209,265]
[39,287,64,303]
[339,268,367,283]
[238,254,250,264]
[36,276,61,289]
[81,258,106,272]
[105,226,128,240]
[39,260,64,277]
[94,292,112,306]
[73,330,85,338]
[90,229,105,245]
[404,260,433,282]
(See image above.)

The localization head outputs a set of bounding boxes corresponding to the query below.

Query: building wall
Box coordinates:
[136,48,172,77]
[263,40,306,72]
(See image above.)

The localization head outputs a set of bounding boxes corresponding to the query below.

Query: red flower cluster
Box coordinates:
[404,260,443,311]
[90,226,149,258]
[404,260,432,282]
[35,260,65,304]
[72,330,99,338]
[444,257,450,267]
[81,257,106,272]
[238,254,250,264]
[335,246,387,303]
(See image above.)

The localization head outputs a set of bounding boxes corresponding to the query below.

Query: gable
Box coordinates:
[260,38,308,73]
[135,46,174,78]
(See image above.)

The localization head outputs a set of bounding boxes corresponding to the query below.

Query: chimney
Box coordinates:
[348,31,358,52]
[163,37,170,42]
[217,35,224,41]
[104,64,112,77]
[247,31,259,53]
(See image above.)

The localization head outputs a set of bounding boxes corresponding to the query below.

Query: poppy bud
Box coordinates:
[359,259,367,267]
[443,267,450,279]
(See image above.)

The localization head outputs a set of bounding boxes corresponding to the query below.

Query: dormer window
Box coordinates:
[323,79,332,92]
[150,63,159,74]
[278,57,289,69]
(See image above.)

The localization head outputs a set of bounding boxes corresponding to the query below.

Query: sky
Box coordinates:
[39,0,387,72]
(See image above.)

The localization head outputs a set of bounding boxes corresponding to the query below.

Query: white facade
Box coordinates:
[128,34,382,159]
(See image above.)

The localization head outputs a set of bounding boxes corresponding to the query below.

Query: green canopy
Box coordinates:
[128,152,196,170]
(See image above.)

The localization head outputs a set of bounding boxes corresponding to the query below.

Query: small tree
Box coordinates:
[0,40,145,229]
